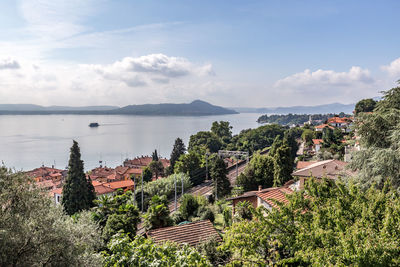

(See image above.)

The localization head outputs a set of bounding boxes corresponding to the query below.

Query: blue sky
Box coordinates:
[0,0,399,107]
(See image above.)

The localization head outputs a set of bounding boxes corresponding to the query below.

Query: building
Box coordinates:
[26,166,66,182]
[292,159,349,180]
[123,156,170,169]
[312,139,323,153]
[228,185,295,214]
[314,124,334,132]
[146,220,221,247]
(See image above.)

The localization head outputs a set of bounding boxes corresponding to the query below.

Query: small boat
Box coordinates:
[89,122,99,127]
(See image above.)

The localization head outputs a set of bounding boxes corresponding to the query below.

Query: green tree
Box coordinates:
[211,158,231,198]
[103,234,210,266]
[189,131,222,154]
[355,98,377,114]
[179,194,200,221]
[223,179,400,266]
[152,149,159,161]
[301,129,314,146]
[0,168,102,266]
[273,143,293,186]
[102,203,140,242]
[143,195,172,230]
[284,128,300,161]
[149,160,164,179]
[211,121,233,143]
[169,137,186,172]
[237,153,274,191]
[350,83,400,188]
[62,140,96,215]
[142,166,153,183]
[174,152,203,185]
[269,135,283,156]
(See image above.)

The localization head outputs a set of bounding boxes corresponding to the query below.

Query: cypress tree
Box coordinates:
[273,143,293,186]
[211,158,231,198]
[62,140,95,215]
[170,138,186,171]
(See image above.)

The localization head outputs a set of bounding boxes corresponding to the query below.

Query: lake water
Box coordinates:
[0,113,262,171]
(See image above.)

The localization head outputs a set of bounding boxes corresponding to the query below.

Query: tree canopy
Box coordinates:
[355,98,377,114]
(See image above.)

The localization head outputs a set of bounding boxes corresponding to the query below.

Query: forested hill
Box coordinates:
[0,100,238,116]
[108,100,238,116]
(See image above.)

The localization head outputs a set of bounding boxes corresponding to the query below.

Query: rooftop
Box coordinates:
[147,220,221,246]
[292,159,349,179]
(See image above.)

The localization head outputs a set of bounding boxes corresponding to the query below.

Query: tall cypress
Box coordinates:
[170,138,186,171]
[273,143,293,187]
[211,158,231,198]
[62,140,95,215]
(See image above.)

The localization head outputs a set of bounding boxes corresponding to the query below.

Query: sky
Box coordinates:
[0,0,400,108]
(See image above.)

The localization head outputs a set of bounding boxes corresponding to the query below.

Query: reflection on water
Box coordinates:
[0,113,262,170]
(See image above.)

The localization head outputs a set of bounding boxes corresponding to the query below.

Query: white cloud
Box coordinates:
[381,57,400,77]
[0,58,20,70]
[275,66,374,89]
[88,54,214,87]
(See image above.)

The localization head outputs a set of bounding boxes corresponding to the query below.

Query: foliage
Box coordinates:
[301,128,315,146]
[355,98,377,114]
[179,194,200,221]
[102,203,140,242]
[198,237,230,266]
[222,206,232,227]
[211,157,231,199]
[142,166,153,183]
[174,152,203,185]
[189,131,222,154]
[228,124,285,155]
[237,153,274,191]
[103,234,210,266]
[169,137,186,172]
[134,173,192,211]
[0,168,102,266]
[143,195,172,231]
[350,84,400,188]
[283,127,301,161]
[211,121,233,144]
[149,160,164,178]
[223,178,400,266]
[233,200,253,222]
[257,113,351,125]
[152,149,159,161]
[273,143,293,186]
[62,140,95,215]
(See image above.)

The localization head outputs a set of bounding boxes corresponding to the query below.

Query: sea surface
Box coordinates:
[0,113,263,171]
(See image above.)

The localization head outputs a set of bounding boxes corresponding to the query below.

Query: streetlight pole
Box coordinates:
[174,175,177,211]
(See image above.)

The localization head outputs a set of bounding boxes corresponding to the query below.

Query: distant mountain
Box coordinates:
[108,100,238,116]
[232,102,355,115]
[0,100,237,116]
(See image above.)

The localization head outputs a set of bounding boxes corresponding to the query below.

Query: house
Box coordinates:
[312,139,323,153]
[94,184,115,197]
[296,161,317,169]
[228,185,295,214]
[123,156,170,169]
[50,188,63,204]
[102,179,134,191]
[292,159,349,180]
[115,166,143,180]
[26,166,66,182]
[146,220,221,247]
[314,124,334,132]
[327,116,353,132]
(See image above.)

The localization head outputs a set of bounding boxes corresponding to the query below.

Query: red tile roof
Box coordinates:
[292,159,349,179]
[315,124,334,129]
[296,161,317,169]
[103,180,134,190]
[256,187,293,209]
[94,184,115,195]
[327,117,352,124]
[312,139,323,145]
[147,220,221,246]
[124,156,170,168]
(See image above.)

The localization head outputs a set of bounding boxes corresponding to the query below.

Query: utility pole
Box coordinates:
[205,153,209,180]
[181,175,184,196]
[236,157,239,181]
[141,173,144,212]
[174,175,177,211]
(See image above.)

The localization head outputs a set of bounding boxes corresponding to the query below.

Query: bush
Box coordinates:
[179,194,200,221]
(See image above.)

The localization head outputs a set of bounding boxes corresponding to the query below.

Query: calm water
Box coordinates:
[0,113,262,171]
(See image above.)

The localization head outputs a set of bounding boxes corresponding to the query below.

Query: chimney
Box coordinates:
[258,185,262,191]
